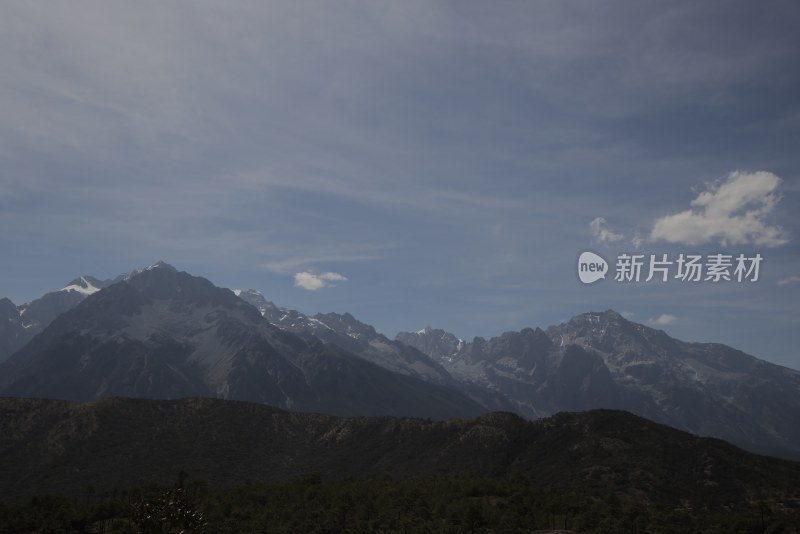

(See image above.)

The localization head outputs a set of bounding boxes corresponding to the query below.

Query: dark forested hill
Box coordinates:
[1,396,799,510]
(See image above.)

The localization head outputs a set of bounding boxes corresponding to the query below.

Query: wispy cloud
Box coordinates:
[262,246,389,276]
[777,276,800,286]
[648,314,677,325]
[1,2,799,367]
[650,171,790,247]
[294,272,348,291]
[590,217,624,243]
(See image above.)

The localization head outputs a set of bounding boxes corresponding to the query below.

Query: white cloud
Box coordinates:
[648,314,677,325]
[650,171,790,247]
[777,276,800,286]
[621,311,635,320]
[590,217,624,243]
[293,271,348,291]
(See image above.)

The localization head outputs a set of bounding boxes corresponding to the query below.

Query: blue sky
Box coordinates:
[1,1,799,368]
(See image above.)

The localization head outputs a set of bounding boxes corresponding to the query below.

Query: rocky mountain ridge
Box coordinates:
[0,265,484,420]
[2,263,799,458]
[397,310,800,457]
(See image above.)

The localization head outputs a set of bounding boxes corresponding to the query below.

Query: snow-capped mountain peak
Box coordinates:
[120,261,177,281]
[233,289,284,321]
[396,327,465,360]
[60,276,102,296]
[145,261,173,271]
[395,309,800,457]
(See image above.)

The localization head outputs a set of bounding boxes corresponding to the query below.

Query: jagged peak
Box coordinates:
[519,326,550,339]
[551,309,643,338]
[398,326,459,340]
[234,288,263,297]
[0,297,17,316]
[60,276,103,296]
[314,311,359,324]
[556,309,640,334]
[146,261,176,271]
[572,309,627,323]
[119,261,178,282]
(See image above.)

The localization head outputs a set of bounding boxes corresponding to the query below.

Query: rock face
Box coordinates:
[0,265,484,420]
[0,284,96,363]
[397,310,800,458]
[396,327,465,360]
[236,289,515,412]
[0,271,139,363]
[236,290,452,384]
[0,297,28,364]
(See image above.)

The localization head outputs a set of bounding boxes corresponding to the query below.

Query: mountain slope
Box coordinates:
[548,310,800,457]
[1,396,799,514]
[0,265,484,420]
[0,298,29,364]
[5,264,799,458]
[0,266,162,363]
[237,289,515,411]
[237,289,459,386]
[0,282,102,363]
[396,326,466,360]
[398,310,800,458]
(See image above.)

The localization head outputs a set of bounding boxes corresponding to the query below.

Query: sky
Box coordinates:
[1,1,799,369]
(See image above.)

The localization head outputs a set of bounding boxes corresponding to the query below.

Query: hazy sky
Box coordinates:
[1,1,798,368]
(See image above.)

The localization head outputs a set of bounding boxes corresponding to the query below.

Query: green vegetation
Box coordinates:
[3,399,800,532]
[2,472,799,533]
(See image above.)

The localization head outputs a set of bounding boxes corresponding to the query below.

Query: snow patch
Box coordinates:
[60,277,100,296]
[308,317,333,330]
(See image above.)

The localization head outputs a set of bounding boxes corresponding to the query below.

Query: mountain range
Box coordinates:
[0,264,179,363]
[1,262,799,459]
[0,264,483,420]
[397,312,800,458]
[0,276,110,363]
